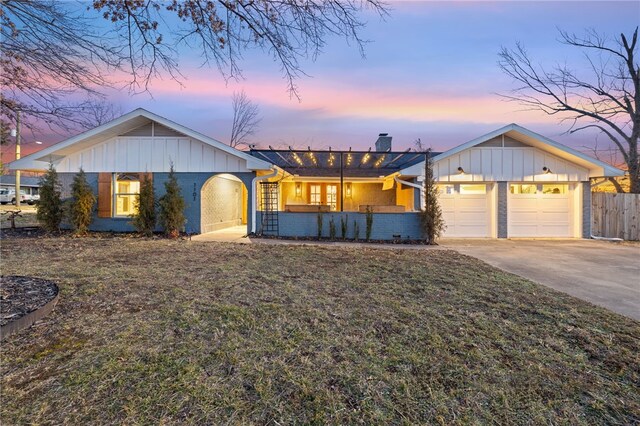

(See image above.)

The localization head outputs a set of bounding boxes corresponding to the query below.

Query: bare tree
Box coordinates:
[1,0,387,137]
[413,137,427,152]
[230,90,261,149]
[78,99,124,129]
[1,1,122,132]
[498,27,639,193]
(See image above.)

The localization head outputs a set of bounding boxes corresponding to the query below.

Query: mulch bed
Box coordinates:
[1,276,59,327]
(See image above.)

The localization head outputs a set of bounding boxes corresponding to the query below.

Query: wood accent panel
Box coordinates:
[97,172,112,218]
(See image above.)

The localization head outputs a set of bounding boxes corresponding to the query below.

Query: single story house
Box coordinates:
[10,108,622,239]
[0,175,41,198]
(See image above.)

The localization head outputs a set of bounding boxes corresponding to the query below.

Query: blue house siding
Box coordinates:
[58,172,256,234]
[256,211,423,240]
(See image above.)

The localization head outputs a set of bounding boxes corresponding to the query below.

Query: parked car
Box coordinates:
[0,189,35,205]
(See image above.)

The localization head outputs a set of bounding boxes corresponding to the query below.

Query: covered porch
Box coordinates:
[251,148,428,240]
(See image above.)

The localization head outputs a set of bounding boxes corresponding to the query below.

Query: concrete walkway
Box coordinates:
[191,226,250,243]
[441,239,640,320]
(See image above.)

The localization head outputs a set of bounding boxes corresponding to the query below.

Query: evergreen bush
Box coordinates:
[340,214,348,240]
[158,165,186,238]
[68,168,96,235]
[420,149,445,244]
[316,209,323,239]
[365,206,374,241]
[329,216,336,240]
[36,163,63,232]
[132,174,156,236]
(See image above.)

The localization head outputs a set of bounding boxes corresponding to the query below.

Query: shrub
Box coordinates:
[68,168,96,235]
[316,209,323,239]
[329,216,336,240]
[420,148,445,244]
[353,219,360,241]
[340,214,348,240]
[36,163,63,232]
[158,165,186,238]
[365,206,374,241]
[132,174,156,236]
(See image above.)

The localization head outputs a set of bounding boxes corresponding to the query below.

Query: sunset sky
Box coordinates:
[9,1,640,158]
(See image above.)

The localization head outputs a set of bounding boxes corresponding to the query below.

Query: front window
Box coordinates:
[114,173,140,216]
[310,184,321,205]
[326,185,338,211]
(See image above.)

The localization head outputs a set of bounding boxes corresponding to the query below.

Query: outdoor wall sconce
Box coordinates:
[345,182,352,198]
[457,167,466,174]
[295,182,302,197]
[543,166,553,174]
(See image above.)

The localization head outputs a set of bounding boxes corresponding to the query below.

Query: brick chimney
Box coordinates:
[375,133,392,151]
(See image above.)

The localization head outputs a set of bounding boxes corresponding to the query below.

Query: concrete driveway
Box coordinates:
[441,239,640,320]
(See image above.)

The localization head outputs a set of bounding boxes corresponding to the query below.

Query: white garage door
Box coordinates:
[438,184,491,237]
[508,183,573,237]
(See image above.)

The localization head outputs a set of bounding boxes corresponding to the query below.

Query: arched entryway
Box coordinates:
[200,174,248,233]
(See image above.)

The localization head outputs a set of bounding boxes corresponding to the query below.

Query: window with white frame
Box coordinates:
[114,173,140,216]
[326,184,337,211]
[310,184,321,205]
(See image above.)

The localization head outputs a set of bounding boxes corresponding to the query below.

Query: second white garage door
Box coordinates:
[508,183,573,237]
[438,184,491,237]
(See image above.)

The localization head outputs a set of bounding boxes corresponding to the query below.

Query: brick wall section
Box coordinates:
[58,172,255,234]
[497,181,508,238]
[582,181,591,238]
[257,211,423,240]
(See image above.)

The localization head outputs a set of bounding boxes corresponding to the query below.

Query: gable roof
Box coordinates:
[431,123,623,177]
[9,108,273,171]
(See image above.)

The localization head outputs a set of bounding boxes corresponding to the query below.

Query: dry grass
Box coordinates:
[1,237,638,425]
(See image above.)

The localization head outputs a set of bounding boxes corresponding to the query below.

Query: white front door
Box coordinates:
[508,183,573,237]
[438,184,491,237]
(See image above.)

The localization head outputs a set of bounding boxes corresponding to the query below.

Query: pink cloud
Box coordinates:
[147,74,549,125]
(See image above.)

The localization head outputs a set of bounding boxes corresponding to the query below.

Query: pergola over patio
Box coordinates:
[250,148,434,213]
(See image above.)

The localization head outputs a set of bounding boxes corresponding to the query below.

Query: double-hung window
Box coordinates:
[113,173,141,216]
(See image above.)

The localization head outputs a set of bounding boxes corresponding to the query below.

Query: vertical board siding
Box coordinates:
[58,136,253,173]
[591,193,640,240]
[434,147,589,182]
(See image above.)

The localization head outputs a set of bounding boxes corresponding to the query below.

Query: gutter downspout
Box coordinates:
[251,168,279,234]
[394,175,424,209]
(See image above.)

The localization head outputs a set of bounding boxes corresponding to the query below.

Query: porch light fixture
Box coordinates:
[345,182,352,198]
[295,182,302,197]
[457,167,465,174]
[543,166,552,174]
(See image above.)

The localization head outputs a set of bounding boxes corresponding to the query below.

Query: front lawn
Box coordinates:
[1,237,638,424]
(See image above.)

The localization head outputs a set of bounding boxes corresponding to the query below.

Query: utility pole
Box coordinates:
[14,110,21,208]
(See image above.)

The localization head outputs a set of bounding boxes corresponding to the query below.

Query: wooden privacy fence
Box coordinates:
[591,193,640,240]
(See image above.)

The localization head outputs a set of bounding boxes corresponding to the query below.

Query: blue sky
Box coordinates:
[18,1,640,157]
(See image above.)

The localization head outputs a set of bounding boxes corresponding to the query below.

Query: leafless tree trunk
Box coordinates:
[498,27,639,193]
[230,90,261,149]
